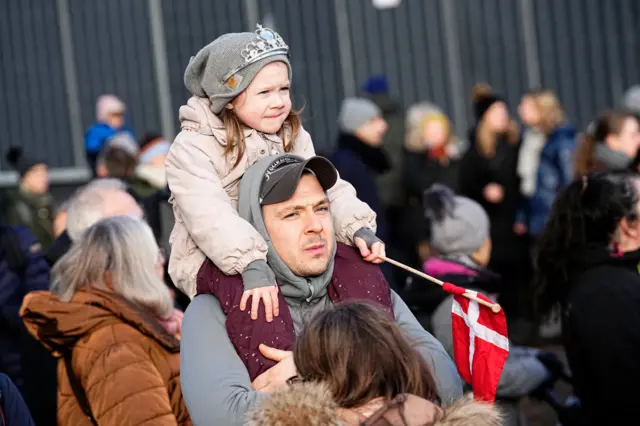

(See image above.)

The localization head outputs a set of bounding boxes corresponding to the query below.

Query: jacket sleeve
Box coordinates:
[292,129,377,244]
[391,291,463,404]
[555,136,577,187]
[166,137,268,275]
[180,294,263,426]
[83,343,179,426]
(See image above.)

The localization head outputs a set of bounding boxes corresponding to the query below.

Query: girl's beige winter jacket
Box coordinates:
[165,96,377,298]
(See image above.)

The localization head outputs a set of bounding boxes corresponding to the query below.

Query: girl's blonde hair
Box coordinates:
[51,215,173,318]
[525,89,566,135]
[221,108,303,169]
[471,84,520,158]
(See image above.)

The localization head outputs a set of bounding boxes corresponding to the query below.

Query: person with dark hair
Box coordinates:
[247,302,501,426]
[533,171,640,425]
[137,132,170,189]
[2,148,55,250]
[574,110,640,177]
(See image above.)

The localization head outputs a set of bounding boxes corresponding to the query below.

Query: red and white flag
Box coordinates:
[443,282,509,402]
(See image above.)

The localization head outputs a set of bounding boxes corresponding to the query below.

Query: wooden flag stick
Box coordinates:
[380,256,502,313]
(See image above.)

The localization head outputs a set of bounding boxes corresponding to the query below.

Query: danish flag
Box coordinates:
[443,282,509,402]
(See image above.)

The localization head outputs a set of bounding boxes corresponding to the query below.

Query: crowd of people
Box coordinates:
[1,23,640,426]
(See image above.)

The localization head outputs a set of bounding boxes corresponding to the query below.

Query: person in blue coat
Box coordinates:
[84,94,135,175]
[515,89,577,238]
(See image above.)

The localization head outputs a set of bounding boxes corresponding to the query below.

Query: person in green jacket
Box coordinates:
[2,147,55,250]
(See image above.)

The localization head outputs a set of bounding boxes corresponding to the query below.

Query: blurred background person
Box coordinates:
[84,95,135,176]
[137,131,171,190]
[534,171,640,425]
[403,102,467,204]
[0,220,52,425]
[515,89,576,239]
[45,178,143,267]
[574,109,640,176]
[2,147,55,251]
[423,185,564,426]
[459,85,529,328]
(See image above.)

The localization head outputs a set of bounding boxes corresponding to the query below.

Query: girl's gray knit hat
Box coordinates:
[184,24,292,115]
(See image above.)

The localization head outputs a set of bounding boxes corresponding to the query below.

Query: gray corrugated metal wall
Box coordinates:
[1,0,638,177]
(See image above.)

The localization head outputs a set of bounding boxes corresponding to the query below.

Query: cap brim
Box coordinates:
[261,156,338,205]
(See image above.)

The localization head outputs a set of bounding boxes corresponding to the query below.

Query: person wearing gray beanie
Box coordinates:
[338,98,383,134]
[165,24,380,321]
[424,184,490,259]
[422,184,556,426]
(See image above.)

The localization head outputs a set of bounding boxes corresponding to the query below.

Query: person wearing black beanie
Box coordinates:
[459,84,530,326]
[2,147,55,250]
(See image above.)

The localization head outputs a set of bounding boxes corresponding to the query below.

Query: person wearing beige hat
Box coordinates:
[165,24,383,315]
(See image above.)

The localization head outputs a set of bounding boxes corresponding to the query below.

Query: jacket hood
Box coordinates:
[238,155,337,302]
[248,382,501,426]
[20,289,179,356]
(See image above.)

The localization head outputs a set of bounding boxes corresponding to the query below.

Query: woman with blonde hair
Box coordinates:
[403,103,468,203]
[248,302,501,426]
[515,89,576,238]
[20,215,191,426]
[459,84,528,311]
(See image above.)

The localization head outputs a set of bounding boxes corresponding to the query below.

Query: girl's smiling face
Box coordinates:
[231,61,292,134]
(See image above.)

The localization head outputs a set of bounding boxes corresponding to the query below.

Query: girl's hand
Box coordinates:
[240,285,280,322]
[355,238,386,264]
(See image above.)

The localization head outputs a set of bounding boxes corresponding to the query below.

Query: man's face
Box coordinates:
[262,174,334,276]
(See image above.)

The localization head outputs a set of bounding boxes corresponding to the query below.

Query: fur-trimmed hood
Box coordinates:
[248,382,501,426]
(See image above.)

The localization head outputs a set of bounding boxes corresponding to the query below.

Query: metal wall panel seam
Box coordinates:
[149,0,176,140]
[56,0,86,167]
[440,0,468,134]
[334,0,356,97]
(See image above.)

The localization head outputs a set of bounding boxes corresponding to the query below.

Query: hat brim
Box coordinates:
[261,156,338,205]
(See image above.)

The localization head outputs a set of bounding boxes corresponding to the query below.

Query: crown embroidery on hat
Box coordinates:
[222,24,289,83]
